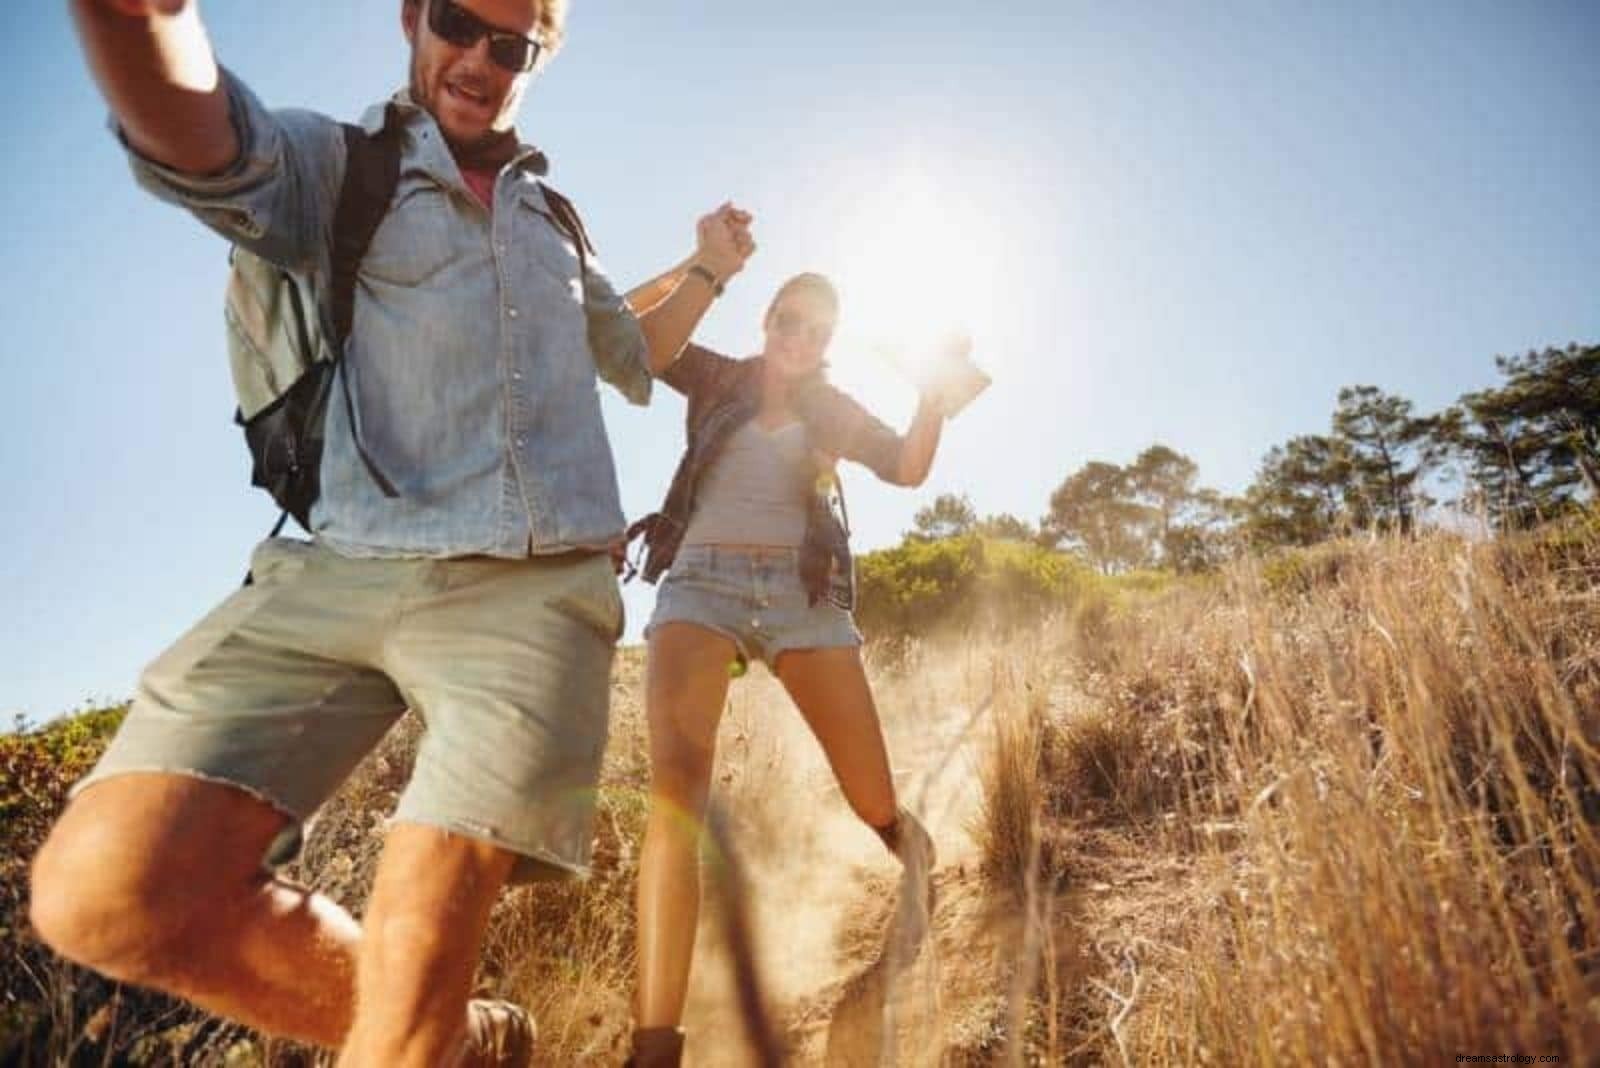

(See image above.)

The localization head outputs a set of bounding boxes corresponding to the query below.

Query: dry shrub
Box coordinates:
[1063,525,1600,1064]
[0,705,261,1065]
[974,660,1055,894]
[11,518,1597,1065]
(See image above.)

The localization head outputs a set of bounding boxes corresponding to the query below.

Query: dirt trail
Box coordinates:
[662,651,1210,1066]
[669,654,1024,1066]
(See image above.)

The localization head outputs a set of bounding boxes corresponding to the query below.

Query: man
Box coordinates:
[30,1,753,1063]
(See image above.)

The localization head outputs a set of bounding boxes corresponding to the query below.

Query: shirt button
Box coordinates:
[507,307,519,319]
[516,437,527,448]
[513,370,523,380]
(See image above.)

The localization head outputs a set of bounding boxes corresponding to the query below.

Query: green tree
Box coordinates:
[1244,434,1353,547]
[974,512,1037,542]
[910,492,978,540]
[1332,385,1439,533]
[1444,344,1599,528]
[1125,444,1233,569]
[1041,462,1152,574]
[1164,488,1242,572]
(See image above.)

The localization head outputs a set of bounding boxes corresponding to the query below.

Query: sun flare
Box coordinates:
[828,168,1003,387]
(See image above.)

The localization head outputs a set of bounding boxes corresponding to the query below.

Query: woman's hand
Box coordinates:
[920,331,989,419]
[929,332,975,375]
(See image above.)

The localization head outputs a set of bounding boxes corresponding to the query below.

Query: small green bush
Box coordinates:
[855,535,1097,639]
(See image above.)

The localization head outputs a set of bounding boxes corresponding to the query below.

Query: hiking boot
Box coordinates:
[459,999,536,1068]
[874,807,937,882]
[874,807,937,968]
[625,1026,685,1068]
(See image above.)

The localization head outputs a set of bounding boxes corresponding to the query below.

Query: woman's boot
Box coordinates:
[625,1026,686,1068]
[872,807,936,966]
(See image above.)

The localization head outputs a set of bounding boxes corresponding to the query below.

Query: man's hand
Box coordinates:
[692,202,756,283]
[71,0,236,176]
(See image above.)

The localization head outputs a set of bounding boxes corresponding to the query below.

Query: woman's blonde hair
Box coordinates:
[764,272,840,324]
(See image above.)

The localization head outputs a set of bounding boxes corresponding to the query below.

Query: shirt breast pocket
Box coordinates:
[516,194,585,303]
[361,182,466,288]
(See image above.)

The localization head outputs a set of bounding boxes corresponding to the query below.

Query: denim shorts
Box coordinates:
[73,538,623,884]
[644,545,862,669]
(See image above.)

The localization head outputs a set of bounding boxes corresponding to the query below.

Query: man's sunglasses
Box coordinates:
[426,0,543,73]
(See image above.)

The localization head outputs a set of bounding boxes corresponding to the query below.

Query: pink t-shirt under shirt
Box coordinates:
[460,165,497,212]
[451,128,519,213]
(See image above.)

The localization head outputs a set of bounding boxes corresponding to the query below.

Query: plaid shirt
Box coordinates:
[629,344,907,607]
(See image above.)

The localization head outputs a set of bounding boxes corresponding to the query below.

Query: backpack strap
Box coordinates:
[325,108,405,498]
[539,182,596,295]
[331,108,404,348]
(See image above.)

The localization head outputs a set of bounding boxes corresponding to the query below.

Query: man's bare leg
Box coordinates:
[30,772,358,1045]
[337,823,516,1067]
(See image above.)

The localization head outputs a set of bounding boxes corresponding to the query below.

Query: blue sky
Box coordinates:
[2,1,1596,721]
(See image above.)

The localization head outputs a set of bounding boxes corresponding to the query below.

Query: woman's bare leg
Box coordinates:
[776,645,935,966]
[636,622,738,1029]
[773,646,899,831]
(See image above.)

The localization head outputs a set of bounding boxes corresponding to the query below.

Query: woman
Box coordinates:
[623,269,966,1066]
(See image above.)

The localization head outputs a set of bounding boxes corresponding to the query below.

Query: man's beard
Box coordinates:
[408,50,515,156]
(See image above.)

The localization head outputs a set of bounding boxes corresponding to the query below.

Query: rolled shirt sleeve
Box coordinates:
[793,379,906,485]
[112,67,344,272]
[659,343,732,396]
[582,257,653,406]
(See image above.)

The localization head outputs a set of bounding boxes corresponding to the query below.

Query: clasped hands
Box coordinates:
[690,202,756,287]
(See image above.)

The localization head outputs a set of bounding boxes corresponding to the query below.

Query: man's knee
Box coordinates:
[29,820,181,979]
[356,827,513,998]
[28,775,286,980]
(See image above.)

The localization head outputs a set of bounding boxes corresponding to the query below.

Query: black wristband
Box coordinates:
[687,263,725,297]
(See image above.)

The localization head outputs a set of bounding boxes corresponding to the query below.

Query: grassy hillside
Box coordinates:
[3,519,1597,1064]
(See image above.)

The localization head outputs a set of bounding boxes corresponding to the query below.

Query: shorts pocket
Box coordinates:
[138,583,279,704]
[141,541,312,702]
[666,549,715,584]
[249,537,316,585]
[553,556,625,643]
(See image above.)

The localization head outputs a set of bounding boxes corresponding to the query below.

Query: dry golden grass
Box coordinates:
[1011,523,1600,1065]
[7,520,1597,1065]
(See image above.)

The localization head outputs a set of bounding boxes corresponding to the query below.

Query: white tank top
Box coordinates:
[681,420,811,548]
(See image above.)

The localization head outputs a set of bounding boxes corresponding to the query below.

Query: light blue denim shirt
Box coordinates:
[119,70,652,558]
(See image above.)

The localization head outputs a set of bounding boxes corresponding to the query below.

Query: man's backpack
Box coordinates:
[223,107,599,535]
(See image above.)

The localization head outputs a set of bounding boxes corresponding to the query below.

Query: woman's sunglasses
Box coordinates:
[772,309,835,347]
[426,0,543,74]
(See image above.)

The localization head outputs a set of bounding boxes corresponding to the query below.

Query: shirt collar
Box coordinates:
[360,90,550,176]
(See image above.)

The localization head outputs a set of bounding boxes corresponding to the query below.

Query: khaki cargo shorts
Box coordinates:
[74,537,624,883]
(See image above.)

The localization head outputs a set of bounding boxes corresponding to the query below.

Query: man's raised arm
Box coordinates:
[70,0,237,176]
